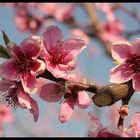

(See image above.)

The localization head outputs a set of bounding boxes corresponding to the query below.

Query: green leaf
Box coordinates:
[0,44,10,59]
[2,30,10,46]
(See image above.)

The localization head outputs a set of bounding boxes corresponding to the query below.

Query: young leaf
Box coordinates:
[2,30,10,46]
[0,44,10,58]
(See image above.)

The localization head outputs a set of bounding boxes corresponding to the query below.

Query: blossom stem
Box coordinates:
[117,80,134,130]
[38,70,135,108]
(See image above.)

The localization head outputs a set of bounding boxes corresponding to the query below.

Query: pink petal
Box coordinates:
[59,98,74,123]
[131,112,140,132]
[109,63,133,84]
[39,83,62,102]
[63,38,86,57]
[7,42,23,58]
[122,126,136,137]
[17,89,31,109]
[20,73,37,94]
[76,91,90,109]
[133,73,140,93]
[20,36,41,58]
[36,77,48,93]
[43,25,63,51]
[31,59,45,75]
[88,112,102,126]
[0,59,19,80]
[17,89,39,122]
[98,126,122,137]
[132,38,140,56]
[0,80,14,92]
[88,112,102,137]
[47,63,67,78]
[112,41,132,63]
[29,97,39,122]
[0,104,14,123]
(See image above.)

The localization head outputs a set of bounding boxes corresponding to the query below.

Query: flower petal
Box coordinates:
[7,42,23,58]
[43,25,63,51]
[39,83,62,102]
[76,91,90,109]
[109,63,133,84]
[63,38,86,57]
[20,73,37,94]
[17,89,39,122]
[132,38,140,56]
[17,89,32,109]
[122,125,136,137]
[98,126,122,137]
[131,112,140,132]
[47,63,67,78]
[31,59,46,75]
[0,80,14,92]
[36,77,48,93]
[0,59,19,80]
[59,98,74,123]
[112,41,132,63]
[133,73,140,93]
[29,97,39,122]
[20,36,42,58]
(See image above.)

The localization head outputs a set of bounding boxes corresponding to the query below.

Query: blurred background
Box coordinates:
[0,3,140,137]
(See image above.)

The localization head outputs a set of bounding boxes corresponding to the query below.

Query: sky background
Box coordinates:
[0,3,140,137]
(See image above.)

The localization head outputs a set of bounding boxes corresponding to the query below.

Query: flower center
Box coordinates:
[48,41,69,65]
[1,84,19,109]
[16,54,34,74]
[126,54,140,73]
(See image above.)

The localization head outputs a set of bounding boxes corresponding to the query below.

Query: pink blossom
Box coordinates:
[101,19,124,43]
[122,112,140,137]
[38,3,76,22]
[0,104,14,123]
[110,39,140,92]
[14,8,42,33]
[39,82,90,123]
[88,112,122,137]
[0,36,45,94]
[0,79,39,122]
[40,25,86,78]
[95,3,116,22]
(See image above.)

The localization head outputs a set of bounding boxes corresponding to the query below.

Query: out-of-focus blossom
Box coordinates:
[122,112,140,137]
[40,25,86,78]
[0,104,14,123]
[88,112,122,137]
[110,39,140,93]
[95,3,116,22]
[0,79,39,122]
[14,8,43,33]
[0,36,45,94]
[101,19,124,43]
[38,3,76,22]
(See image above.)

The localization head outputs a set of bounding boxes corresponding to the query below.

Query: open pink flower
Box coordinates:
[0,36,45,94]
[0,79,39,122]
[39,82,90,123]
[88,112,122,137]
[40,25,86,78]
[110,39,140,92]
